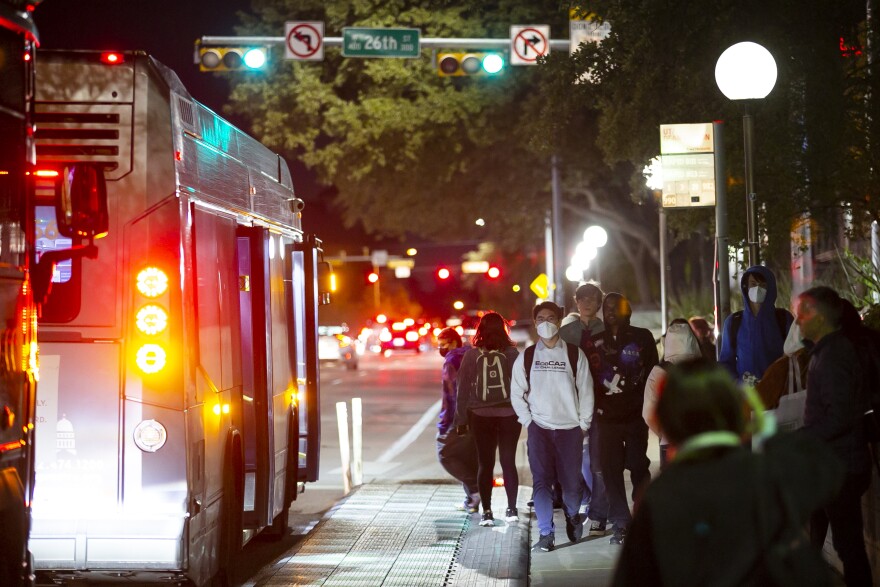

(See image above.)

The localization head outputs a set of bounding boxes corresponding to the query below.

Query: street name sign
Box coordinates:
[342,27,420,58]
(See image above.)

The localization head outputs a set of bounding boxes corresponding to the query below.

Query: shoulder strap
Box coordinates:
[524,344,536,392]
[566,341,579,398]
[730,311,743,349]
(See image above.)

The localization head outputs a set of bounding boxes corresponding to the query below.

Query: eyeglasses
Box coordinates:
[535,316,559,324]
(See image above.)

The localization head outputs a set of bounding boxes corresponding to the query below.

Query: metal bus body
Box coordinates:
[0,3,39,585]
[29,50,323,585]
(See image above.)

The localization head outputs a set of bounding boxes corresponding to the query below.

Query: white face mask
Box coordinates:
[536,321,559,340]
[748,285,767,304]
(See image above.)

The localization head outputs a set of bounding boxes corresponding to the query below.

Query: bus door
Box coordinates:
[236,226,272,528]
[288,238,321,483]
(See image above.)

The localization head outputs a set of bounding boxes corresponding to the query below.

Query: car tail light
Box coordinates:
[405,331,419,342]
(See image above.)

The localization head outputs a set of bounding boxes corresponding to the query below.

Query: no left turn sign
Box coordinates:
[285,21,324,61]
[510,25,550,65]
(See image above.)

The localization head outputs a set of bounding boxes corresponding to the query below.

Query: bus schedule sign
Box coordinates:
[659,122,717,208]
[342,27,420,58]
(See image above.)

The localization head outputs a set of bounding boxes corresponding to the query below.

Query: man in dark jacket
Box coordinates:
[612,360,843,586]
[435,328,479,512]
[797,286,872,586]
[583,292,658,545]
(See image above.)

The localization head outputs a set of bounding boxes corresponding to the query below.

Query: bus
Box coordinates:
[28,50,326,586]
[0,2,40,585]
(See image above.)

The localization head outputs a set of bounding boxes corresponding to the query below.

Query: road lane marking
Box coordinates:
[376,399,441,463]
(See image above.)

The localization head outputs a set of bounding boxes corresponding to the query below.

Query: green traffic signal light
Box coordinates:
[197,43,269,72]
[437,52,505,77]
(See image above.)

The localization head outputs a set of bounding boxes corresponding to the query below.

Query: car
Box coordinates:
[318,325,359,370]
[379,321,424,355]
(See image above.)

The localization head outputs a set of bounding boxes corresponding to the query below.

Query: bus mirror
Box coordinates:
[57,164,109,240]
[318,260,332,305]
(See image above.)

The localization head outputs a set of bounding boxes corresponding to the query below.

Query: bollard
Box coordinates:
[336,401,351,493]
[351,397,363,487]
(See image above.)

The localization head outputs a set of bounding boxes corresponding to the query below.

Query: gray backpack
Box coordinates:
[474,349,511,406]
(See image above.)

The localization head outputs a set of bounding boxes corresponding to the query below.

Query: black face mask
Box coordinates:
[439,347,450,358]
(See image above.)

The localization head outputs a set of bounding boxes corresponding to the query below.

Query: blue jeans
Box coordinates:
[527,423,585,536]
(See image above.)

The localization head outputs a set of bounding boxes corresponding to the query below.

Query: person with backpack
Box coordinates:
[510,301,595,552]
[454,312,521,528]
[612,360,844,587]
[719,266,793,384]
[642,318,703,468]
[796,287,873,586]
[435,327,480,513]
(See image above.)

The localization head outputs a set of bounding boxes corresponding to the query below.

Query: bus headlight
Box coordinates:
[133,419,167,452]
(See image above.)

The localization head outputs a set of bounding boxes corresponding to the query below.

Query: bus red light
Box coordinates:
[33,169,59,177]
[100,52,125,65]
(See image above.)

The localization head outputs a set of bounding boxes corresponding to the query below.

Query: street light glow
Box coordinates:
[453,300,464,310]
[714,42,777,100]
[584,225,608,248]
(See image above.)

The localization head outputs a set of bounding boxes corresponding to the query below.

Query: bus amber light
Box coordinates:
[136,305,168,335]
[137,267,169,298]
[135,344,167,374]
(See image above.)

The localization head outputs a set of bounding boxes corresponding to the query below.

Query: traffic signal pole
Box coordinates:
[198,35,572,51]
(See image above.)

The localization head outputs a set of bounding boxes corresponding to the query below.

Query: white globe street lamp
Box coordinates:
[584,225,608,249]
[715,41,777,266]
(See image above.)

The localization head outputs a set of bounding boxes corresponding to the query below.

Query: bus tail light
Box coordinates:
[136,267,168,298]
[135,305,168,335]
[135,344,167,374]
[133,419,167,452]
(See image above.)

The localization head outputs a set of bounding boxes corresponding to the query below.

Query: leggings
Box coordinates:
[468,412,522,512]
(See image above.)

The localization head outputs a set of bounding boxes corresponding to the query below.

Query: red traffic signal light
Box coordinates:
[436,267,451,280]
[367,271,379,284]
[487,265,501,280]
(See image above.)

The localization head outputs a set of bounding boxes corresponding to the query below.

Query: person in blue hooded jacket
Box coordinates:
[719,266,793,384]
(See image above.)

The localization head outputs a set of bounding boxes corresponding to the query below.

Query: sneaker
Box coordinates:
[589,520,607,536]
[532,533,555,552]
[466,493,480,514]
[610,526,627,545]
[479,511,495,527]
[504,507,518,522]
[565,514,584,543]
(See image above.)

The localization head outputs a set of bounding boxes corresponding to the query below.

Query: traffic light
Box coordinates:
[436,267,451,280]
[437,52,505,77]
[367,271,380,284]
[486,265,501,280]
[197,42,269,72]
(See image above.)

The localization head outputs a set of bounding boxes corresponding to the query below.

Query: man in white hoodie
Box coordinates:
[511,301,595,553]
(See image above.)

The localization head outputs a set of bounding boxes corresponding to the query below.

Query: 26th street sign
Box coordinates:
[342,27,420,58]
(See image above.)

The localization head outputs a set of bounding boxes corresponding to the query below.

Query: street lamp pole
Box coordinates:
[715,41,777,268]
[742,107,759,265]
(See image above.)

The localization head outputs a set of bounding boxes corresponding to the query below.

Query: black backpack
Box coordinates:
[523,341,580,396]
[727,308,790,350]
[473,348,512,406]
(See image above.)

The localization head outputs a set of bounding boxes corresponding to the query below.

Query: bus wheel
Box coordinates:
[216,446,243,585]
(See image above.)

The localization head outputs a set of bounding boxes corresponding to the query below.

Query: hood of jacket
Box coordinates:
[739,265,778,310]
[663,322,703,363]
